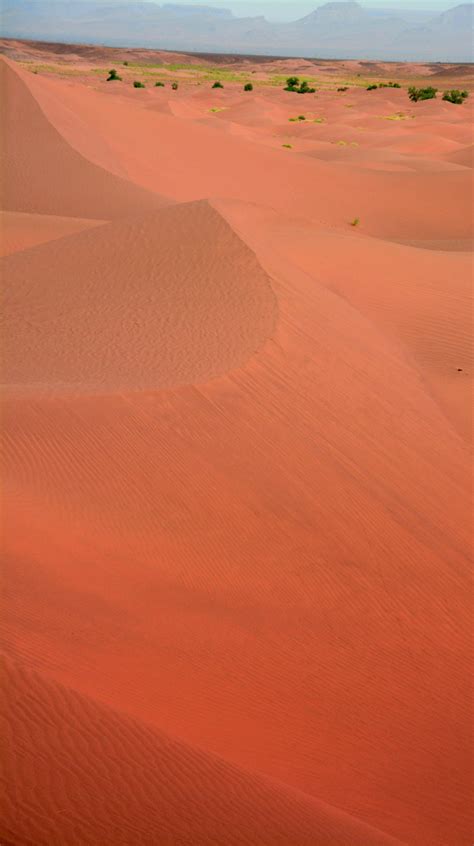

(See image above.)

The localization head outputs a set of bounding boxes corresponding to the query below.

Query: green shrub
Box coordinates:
[298,80,316,94]
[350,217,360,227]
[133,80,145,88]
[282,143,292,148]
[298,115,306,120]
[285,76,300,91]
[171,82,178,90]
[337,86,349,92]
[123,61,129,66]
[212,81,224,89]
[408,86,437,102]
[284,76,315,93]
[107,69,122,81]
[244,82,253,91]
[367,84,378,91]
[442,89,469,104]
[155,81,165,87]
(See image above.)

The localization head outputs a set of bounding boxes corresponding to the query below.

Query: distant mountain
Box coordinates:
[297,1,365,27]
[392,3,474,62]
[1,0,473,61]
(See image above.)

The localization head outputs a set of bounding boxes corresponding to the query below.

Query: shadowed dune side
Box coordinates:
[0,210,105,256]
[0,59,168,219]
[1,200,277,394]
[1,656,405,846]
[444,144,474,168]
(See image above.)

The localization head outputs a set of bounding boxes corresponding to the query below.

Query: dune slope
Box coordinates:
[2,49,472,846]
[1,655,405,846]
[0,59,168,219]
[2,199,277,394]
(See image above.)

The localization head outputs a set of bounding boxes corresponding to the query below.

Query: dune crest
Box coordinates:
[0,58,168,219]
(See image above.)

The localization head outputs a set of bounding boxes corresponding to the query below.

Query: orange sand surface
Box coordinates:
[1,45,472,846]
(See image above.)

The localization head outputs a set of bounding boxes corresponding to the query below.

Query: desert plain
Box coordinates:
[1,38,473,846]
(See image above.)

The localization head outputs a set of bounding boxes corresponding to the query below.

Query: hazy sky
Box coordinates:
[160,0,455,20]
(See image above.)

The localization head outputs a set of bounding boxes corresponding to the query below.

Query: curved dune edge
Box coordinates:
[1,200,278,394]
[0,58,169,219]
[0,210,105,256]
[11,57,473,243]
[212,197,472,442]
[1,655,405,846]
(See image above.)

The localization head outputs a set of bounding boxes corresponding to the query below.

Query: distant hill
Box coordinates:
[1,0,473,61]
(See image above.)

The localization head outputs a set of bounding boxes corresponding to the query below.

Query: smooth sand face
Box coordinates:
[1,46,472,846]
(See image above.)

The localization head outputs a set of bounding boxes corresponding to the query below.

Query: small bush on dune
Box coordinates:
[212,81,224,89]
[155,81,165,87]
[443,89,469,104]
[350,217,360,227]
[282,143,292,148]
[284,76,315,94]
[338,86,349,92]
[298,80,316,94]
[244,82,253,91]
[107,69,122,81]
[123,61,129,66]
[285,76,300,91]
[172,82,179,90]
[366,84,378,91]
[133,80,145,88]
[408,86,437,102]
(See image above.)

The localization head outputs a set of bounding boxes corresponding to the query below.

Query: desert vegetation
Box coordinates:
[408,86,437,102]
[284,77,316,94]
[244,83,253,92]
[107,69,121,81]
[155,81,165,87]
[442,89,469,104]
[212,81,224,89]
[367,82,401,91]
[133,80,145,88]
[171,82,179,90]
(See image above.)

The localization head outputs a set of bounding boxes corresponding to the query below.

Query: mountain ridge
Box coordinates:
[1,1,473,61]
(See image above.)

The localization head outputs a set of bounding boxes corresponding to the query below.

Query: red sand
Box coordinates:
[1,49,472,846]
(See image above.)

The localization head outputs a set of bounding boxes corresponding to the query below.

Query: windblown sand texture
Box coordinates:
[1,45,472,846]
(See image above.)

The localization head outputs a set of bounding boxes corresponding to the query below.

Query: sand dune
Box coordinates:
[445,143,474,168]
[2,656,404,846]
[0,59,168,218]
[2,48,472,846]
[2,200,277,394]
[15,65,473,241]
[0,210,104,256]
